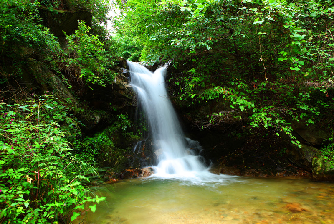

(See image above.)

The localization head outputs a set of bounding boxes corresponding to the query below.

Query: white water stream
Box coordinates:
[128,61,231,182]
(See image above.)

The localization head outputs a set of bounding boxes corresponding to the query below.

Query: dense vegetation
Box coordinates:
[0,0,138,223]
[1,0,334,223]
[115,0,334,174]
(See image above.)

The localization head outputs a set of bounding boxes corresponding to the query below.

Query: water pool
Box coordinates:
[76,176,334,224]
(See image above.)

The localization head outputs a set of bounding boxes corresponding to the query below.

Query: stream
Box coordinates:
[77,176,334,224]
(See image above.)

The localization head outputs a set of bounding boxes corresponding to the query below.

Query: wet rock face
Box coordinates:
[178,111,318,178]
[286,144,319,171]
[39,8,92,42]
[141,167,154,177]
[292,120,331,146]
[104,167,154,183]
[130,140,156,168]
[289,121,334,181]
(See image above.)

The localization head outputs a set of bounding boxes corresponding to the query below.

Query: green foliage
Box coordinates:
[0,0,115,87]
[320,138,334,170]
[0,0,62,77]
[0,0,133,222]
[65,21,116,86]
[117,0,334,78]
[79,114,139,171]
[68,0,110,24]
[39,0,110,24]
[0,97,105,223]
[114,0,334,148]
[111,34,143,61]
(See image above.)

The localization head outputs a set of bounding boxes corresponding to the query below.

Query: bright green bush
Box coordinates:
[111,34,142,61]
[0,96,105,223]
[66,21,116,86]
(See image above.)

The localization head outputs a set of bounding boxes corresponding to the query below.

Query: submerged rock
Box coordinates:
[284,203,307,213]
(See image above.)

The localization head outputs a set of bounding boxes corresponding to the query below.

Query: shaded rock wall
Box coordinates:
[39,7,92,45]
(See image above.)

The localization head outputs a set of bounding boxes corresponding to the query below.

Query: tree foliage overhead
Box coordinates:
[116,0,334,78]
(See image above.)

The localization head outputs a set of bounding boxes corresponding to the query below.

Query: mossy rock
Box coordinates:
[312,156,334,181]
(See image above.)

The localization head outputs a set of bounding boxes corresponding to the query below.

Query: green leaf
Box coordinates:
[290,66,300,71]
[96,196,106,203]
[7,148,15,154]
[89,204,97,213]
[45,104,53,109]
[253,18,264,25]
[74,204,85,210]
[71,212,81,222]
[18,105,30,111]
[310,12,317,17]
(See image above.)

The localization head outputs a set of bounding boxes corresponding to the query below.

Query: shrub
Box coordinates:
[66,21,116,86]
[0,96,105,223]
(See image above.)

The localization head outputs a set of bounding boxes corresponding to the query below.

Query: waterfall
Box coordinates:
[128,61,210,178]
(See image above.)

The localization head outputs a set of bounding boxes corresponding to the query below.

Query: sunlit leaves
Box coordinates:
[71,212,81,221]
[253,18,265,24]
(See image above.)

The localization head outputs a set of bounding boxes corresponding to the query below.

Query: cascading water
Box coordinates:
[128,61,229,182]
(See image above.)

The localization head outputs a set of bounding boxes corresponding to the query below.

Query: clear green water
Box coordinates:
[76,176,334,224]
